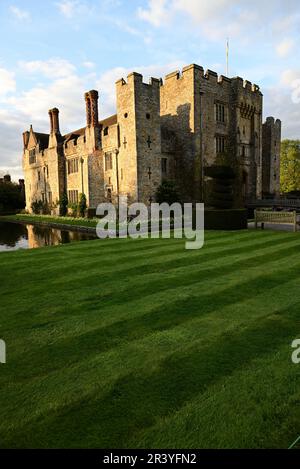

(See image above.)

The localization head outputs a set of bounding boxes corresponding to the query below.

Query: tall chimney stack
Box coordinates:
[48,108,60,134]
[85,90,99,127]
[89,90,99,127]
[85,92,92,127]
[23,131,29,149]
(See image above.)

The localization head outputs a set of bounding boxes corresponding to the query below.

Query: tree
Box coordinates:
[155,180,180,205]
[0,180,25,213]
[78,193,87,217]
[280,140,300,193]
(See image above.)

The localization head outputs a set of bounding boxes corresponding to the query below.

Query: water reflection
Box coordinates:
[0,221,97,252]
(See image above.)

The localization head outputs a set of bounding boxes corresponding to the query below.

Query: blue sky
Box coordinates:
[1,0,300,179]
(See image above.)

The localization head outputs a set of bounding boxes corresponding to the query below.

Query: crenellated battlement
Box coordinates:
[159,64,261,94]
[115,64,261,96]
[264,116,282,128]
[116,72,161,89]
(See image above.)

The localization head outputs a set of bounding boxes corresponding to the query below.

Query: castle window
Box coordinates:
[38,170,41,181]
[146,113,151,120]
[161,158,167,175]
[243,126,246,135]
[124,113,128,118]
[121,168,123,180]
[105,152,113,171]
[147,136,152,149]
[68,190,79,204]
[242,146,246,157]
[104,127,109,136]
[108,177,111,185]
[216,103,225,123]
[29,149,36,164]
[148,167,152,180]
[67,158,79,174]
[48,192,52,205]
[216,136,226,154]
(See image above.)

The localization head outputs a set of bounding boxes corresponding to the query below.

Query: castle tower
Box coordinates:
[160,64,205,202]
[116,73,161,204]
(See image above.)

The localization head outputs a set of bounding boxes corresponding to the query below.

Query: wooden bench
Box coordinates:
[254,210,298,232]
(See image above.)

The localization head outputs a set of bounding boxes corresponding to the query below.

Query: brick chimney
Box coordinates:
[85,90,99,127]
[49,108,60,134]
[85,92,92,127]
[23,131,29,149]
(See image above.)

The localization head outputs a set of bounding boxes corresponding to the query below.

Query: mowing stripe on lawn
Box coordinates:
[289,435,300,449]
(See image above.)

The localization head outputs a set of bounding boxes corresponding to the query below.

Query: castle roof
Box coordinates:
[35,132,50,150]
[63,114,117,142]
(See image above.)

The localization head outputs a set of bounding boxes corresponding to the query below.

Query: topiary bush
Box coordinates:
[205,165,236,209]
[78,193,87,218]
[59,192,68,217]
[155,180,181,205]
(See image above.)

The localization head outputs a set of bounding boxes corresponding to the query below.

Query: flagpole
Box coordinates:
[226,38,229,76]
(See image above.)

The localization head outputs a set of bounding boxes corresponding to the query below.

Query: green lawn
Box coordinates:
[0,230,300,449]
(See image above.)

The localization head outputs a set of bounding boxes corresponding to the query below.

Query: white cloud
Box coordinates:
[19,58,76,78]
[137,0,170,27]
[10,6,30,21]
[280,69,300,87]
[8,74,87,132]
[137,0,300,44]
[0,68,16,97]
[276,38,295,58]
[173,0,237,23]
[82,61,96,69]
[56,0,80,18]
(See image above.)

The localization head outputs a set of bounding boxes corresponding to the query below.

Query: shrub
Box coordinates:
[78,193,87,218]
[155,180,181,205]
[59,192,68,216]
[68,203,78,217]
[31,200,44,214]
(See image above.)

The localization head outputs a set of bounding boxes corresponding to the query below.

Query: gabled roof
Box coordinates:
[62,114,118,142]
[35,132,50,150]
[100,114,117,128]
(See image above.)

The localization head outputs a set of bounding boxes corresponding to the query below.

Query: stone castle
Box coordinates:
[22,63,281,212]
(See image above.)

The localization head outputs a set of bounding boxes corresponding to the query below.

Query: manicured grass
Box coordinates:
[0,230,300,448]
[0,214,98,228]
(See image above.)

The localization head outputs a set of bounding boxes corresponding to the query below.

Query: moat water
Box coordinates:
[0,221,97,252]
